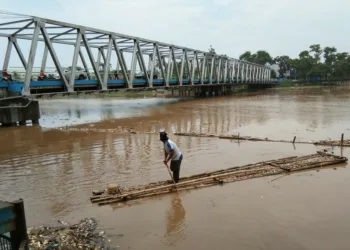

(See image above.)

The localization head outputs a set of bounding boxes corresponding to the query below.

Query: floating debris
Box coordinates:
[174,132,312,143]
[174,132,350,147]
[314,139,350,147]
[28,218,117,250]
[58,127,158,135]
[90,151,348,206]
[173,132,218,137]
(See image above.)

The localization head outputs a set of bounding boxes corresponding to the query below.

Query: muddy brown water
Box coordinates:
[1,86,350,249]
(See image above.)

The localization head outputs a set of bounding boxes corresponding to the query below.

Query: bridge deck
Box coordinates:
[0,12,271,96]
[1,79,275,95]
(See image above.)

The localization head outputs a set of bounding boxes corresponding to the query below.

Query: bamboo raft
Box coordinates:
[174,132,350,147]
[90,151,348,206]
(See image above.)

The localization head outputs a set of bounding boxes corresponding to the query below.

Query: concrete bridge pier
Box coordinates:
[0,97,40,127]
[0,88,8,98]
[170,84,235,98]
[200,86,207,97]
[207,86,212,97]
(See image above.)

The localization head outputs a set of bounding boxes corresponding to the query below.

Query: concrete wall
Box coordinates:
[0,88,8,98]
[0,97,40,126]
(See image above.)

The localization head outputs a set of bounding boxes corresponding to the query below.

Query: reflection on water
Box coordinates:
[69,86,350,142]
[38,97,180,128]
[1,86,350,249]
[164,194,186,246]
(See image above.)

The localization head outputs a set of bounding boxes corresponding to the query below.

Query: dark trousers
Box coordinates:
[170,155,183,183]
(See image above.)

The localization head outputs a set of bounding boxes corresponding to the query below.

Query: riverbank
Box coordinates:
[274,79,350,89]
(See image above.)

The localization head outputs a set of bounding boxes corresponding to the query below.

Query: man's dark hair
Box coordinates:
[160,131,169,141]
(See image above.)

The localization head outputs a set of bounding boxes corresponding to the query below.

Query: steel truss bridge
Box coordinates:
[0,11,272,96]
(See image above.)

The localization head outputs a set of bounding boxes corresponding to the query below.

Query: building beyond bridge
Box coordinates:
[0,11,272,97]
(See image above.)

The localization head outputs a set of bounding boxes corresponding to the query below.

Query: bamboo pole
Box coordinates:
[101,156,348,206]
[91,152,348,205]
[98,157,347,206]
[91,154,329,203]
[97,168,277,205]
[91,155,302,202]
[91,154,332,203]
[289,159,346,172]
[164,162,178,192]
[97,158,343,204]
[174,132,350,147]
[93,166,272,204]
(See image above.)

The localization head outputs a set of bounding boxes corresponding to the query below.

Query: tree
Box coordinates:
[309,44,323,63]
[238,44,350,81]
[254,50,273,65]
[298,50,314,80]
[333,52,349,79]
[289,58,300,79]
[274,55,291,77]
[239,51,253,61]
[323,46,337,66]
[239,50,272,65]
[270,70,277,78]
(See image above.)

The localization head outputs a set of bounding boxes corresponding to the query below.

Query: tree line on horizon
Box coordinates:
[238,44,350,81]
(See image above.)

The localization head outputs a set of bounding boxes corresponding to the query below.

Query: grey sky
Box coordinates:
[1,0,349,69]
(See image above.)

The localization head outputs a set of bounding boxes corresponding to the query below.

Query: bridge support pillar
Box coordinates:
[0,87,8,98]
[0,97,40,127]
[172,84,241,98]
[208,86,212,97]
[214,86,219,96]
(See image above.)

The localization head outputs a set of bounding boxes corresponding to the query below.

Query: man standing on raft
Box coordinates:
[160,131,183,183]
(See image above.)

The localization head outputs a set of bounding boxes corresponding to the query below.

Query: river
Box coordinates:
[1,86,350,250]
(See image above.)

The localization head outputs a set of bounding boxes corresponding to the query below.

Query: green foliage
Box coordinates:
[274,55,291,76]
[277,79,295,87]
[270,70,277,78]
[239,50,273,65]
[240,44,350,81]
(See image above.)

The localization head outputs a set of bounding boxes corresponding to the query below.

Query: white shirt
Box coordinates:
[164,139,182,160]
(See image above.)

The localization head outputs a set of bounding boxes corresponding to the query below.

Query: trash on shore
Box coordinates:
[28,218,117,250]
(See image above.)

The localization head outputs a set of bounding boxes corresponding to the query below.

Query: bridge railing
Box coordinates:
[0,12,271,95]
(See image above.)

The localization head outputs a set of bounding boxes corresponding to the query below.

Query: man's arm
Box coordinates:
[164,149,174,163]
[164,150,168,161]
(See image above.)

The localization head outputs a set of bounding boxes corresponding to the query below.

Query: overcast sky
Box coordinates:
[1,0,350,69]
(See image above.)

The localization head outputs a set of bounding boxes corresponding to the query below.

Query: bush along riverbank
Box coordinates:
[274,79,350,88]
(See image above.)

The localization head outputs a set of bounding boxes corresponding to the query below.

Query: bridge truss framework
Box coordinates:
[0,12,271,96]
